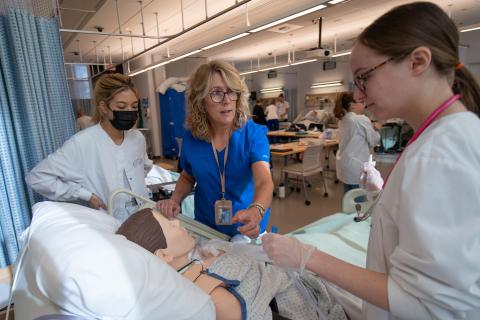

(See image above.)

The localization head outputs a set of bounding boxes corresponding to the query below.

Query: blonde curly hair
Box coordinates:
[186,60,250,141]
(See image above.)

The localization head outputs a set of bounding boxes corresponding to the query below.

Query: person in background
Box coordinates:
[276,93,290,122]
[251,99,267,125]
[75,109,94,132]
[27,73,149,220]
[263,2,480,319]
[156,61,273,240]
[265,99,279,144]
[334,92,380,194]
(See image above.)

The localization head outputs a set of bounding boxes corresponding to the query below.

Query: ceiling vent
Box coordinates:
[267,23,303,34]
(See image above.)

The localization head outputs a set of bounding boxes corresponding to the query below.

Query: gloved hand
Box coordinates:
[156,198,181,219]
[359,157,383,201]
[262,233,315,274]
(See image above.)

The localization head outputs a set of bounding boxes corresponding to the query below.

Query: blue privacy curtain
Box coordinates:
[0,4,75,266]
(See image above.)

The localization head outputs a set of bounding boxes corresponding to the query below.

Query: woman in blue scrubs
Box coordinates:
[157,61,273,239]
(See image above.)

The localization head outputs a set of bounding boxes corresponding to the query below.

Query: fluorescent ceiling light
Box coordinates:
[169,49,202,62]
[290,59,317,66]
[240,70,259,75]
[201,33,250,50]
[460,24,480,33]
[332,51,351,58]
[259,64,289,72]
[129,49,202,76]
[249,4,327,33]
[311,81,343,88]
[328,0,346,4]
[260,87,283,93]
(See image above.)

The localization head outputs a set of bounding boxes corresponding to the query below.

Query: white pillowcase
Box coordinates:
[22,201,214,319]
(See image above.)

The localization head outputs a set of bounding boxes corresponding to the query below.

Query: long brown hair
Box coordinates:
[116,208,166,253]
[358,2,480,116]
[91,73,139,123]
[186,60,250,141]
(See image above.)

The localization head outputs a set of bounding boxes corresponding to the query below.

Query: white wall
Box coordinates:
[131,57,207,157]
[130,54,166,157]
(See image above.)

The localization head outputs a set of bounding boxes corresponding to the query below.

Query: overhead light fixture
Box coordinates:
[460,23,480,33]
[169,49,202,62]
[201,33,250,50]
[260,87,283,93]
[328,0,346,4]
[129,49,202,77]
[332,51,351,58]
[259,64,289,72]
[310,80,343,88]
[290,59,317,66]
[249,4,327,33]
[240,70,259,75]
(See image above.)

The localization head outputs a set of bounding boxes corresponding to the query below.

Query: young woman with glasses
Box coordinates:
[156,61,273,240]
[262,2,480,319]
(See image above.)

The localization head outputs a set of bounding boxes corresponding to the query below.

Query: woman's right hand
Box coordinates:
[89,193,107,210]
[156,198,181,219]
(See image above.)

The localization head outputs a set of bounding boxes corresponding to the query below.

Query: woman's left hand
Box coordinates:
[232,208,262,239]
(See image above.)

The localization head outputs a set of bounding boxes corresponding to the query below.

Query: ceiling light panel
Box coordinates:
[249,4,327,33]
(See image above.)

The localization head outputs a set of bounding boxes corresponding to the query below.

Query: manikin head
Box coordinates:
[116,208,195,269]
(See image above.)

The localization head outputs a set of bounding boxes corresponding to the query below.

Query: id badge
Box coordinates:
[214,199,233,225]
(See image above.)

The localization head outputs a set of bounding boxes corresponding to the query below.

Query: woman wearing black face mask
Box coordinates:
[27,73,150,221]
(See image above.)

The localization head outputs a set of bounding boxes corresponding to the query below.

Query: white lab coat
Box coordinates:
[276,100,290,121]
[336,112,380,185]
[26,124,148,219]
[363,112,480,319]
[265,104,279,120]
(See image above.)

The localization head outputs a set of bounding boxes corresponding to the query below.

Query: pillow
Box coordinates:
[23,201,214,319]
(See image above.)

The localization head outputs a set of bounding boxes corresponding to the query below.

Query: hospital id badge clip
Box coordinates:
[215,199,233,225]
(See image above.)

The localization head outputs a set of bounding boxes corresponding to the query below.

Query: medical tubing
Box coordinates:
[287,271,328,320]
[354,189,382,222]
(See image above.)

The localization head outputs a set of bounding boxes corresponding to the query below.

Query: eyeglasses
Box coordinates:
[354,57,394,94]
[209,90,240,103]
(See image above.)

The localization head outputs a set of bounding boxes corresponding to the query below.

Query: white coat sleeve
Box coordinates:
[360,117,380,148]
[26,137,92,202]
[387,156,480,319]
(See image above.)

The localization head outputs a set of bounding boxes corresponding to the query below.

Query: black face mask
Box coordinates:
[110,110,138,131]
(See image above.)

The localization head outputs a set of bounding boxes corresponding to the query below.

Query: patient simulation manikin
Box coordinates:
[117,209,347,320]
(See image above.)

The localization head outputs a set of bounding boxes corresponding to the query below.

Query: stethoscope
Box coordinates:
[353,94,461,223]
[353,190,382,223]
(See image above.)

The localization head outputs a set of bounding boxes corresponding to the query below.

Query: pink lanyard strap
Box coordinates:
[383,94,461,187]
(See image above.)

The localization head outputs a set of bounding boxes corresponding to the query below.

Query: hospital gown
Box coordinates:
[207,252,348,320]
[363,112,480,319]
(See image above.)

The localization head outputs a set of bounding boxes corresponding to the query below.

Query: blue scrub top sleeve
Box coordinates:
[180,135,193,176]
[248,123,270,164]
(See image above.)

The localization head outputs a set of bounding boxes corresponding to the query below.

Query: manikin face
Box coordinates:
[152,210,195,261]
[350,43,411,121]
[203,72,237,128]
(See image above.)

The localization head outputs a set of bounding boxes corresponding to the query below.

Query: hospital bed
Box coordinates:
[9,189,370,319]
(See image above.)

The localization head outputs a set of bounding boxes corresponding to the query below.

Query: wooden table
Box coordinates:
[270,140,339,189]
[267,130,322,139]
